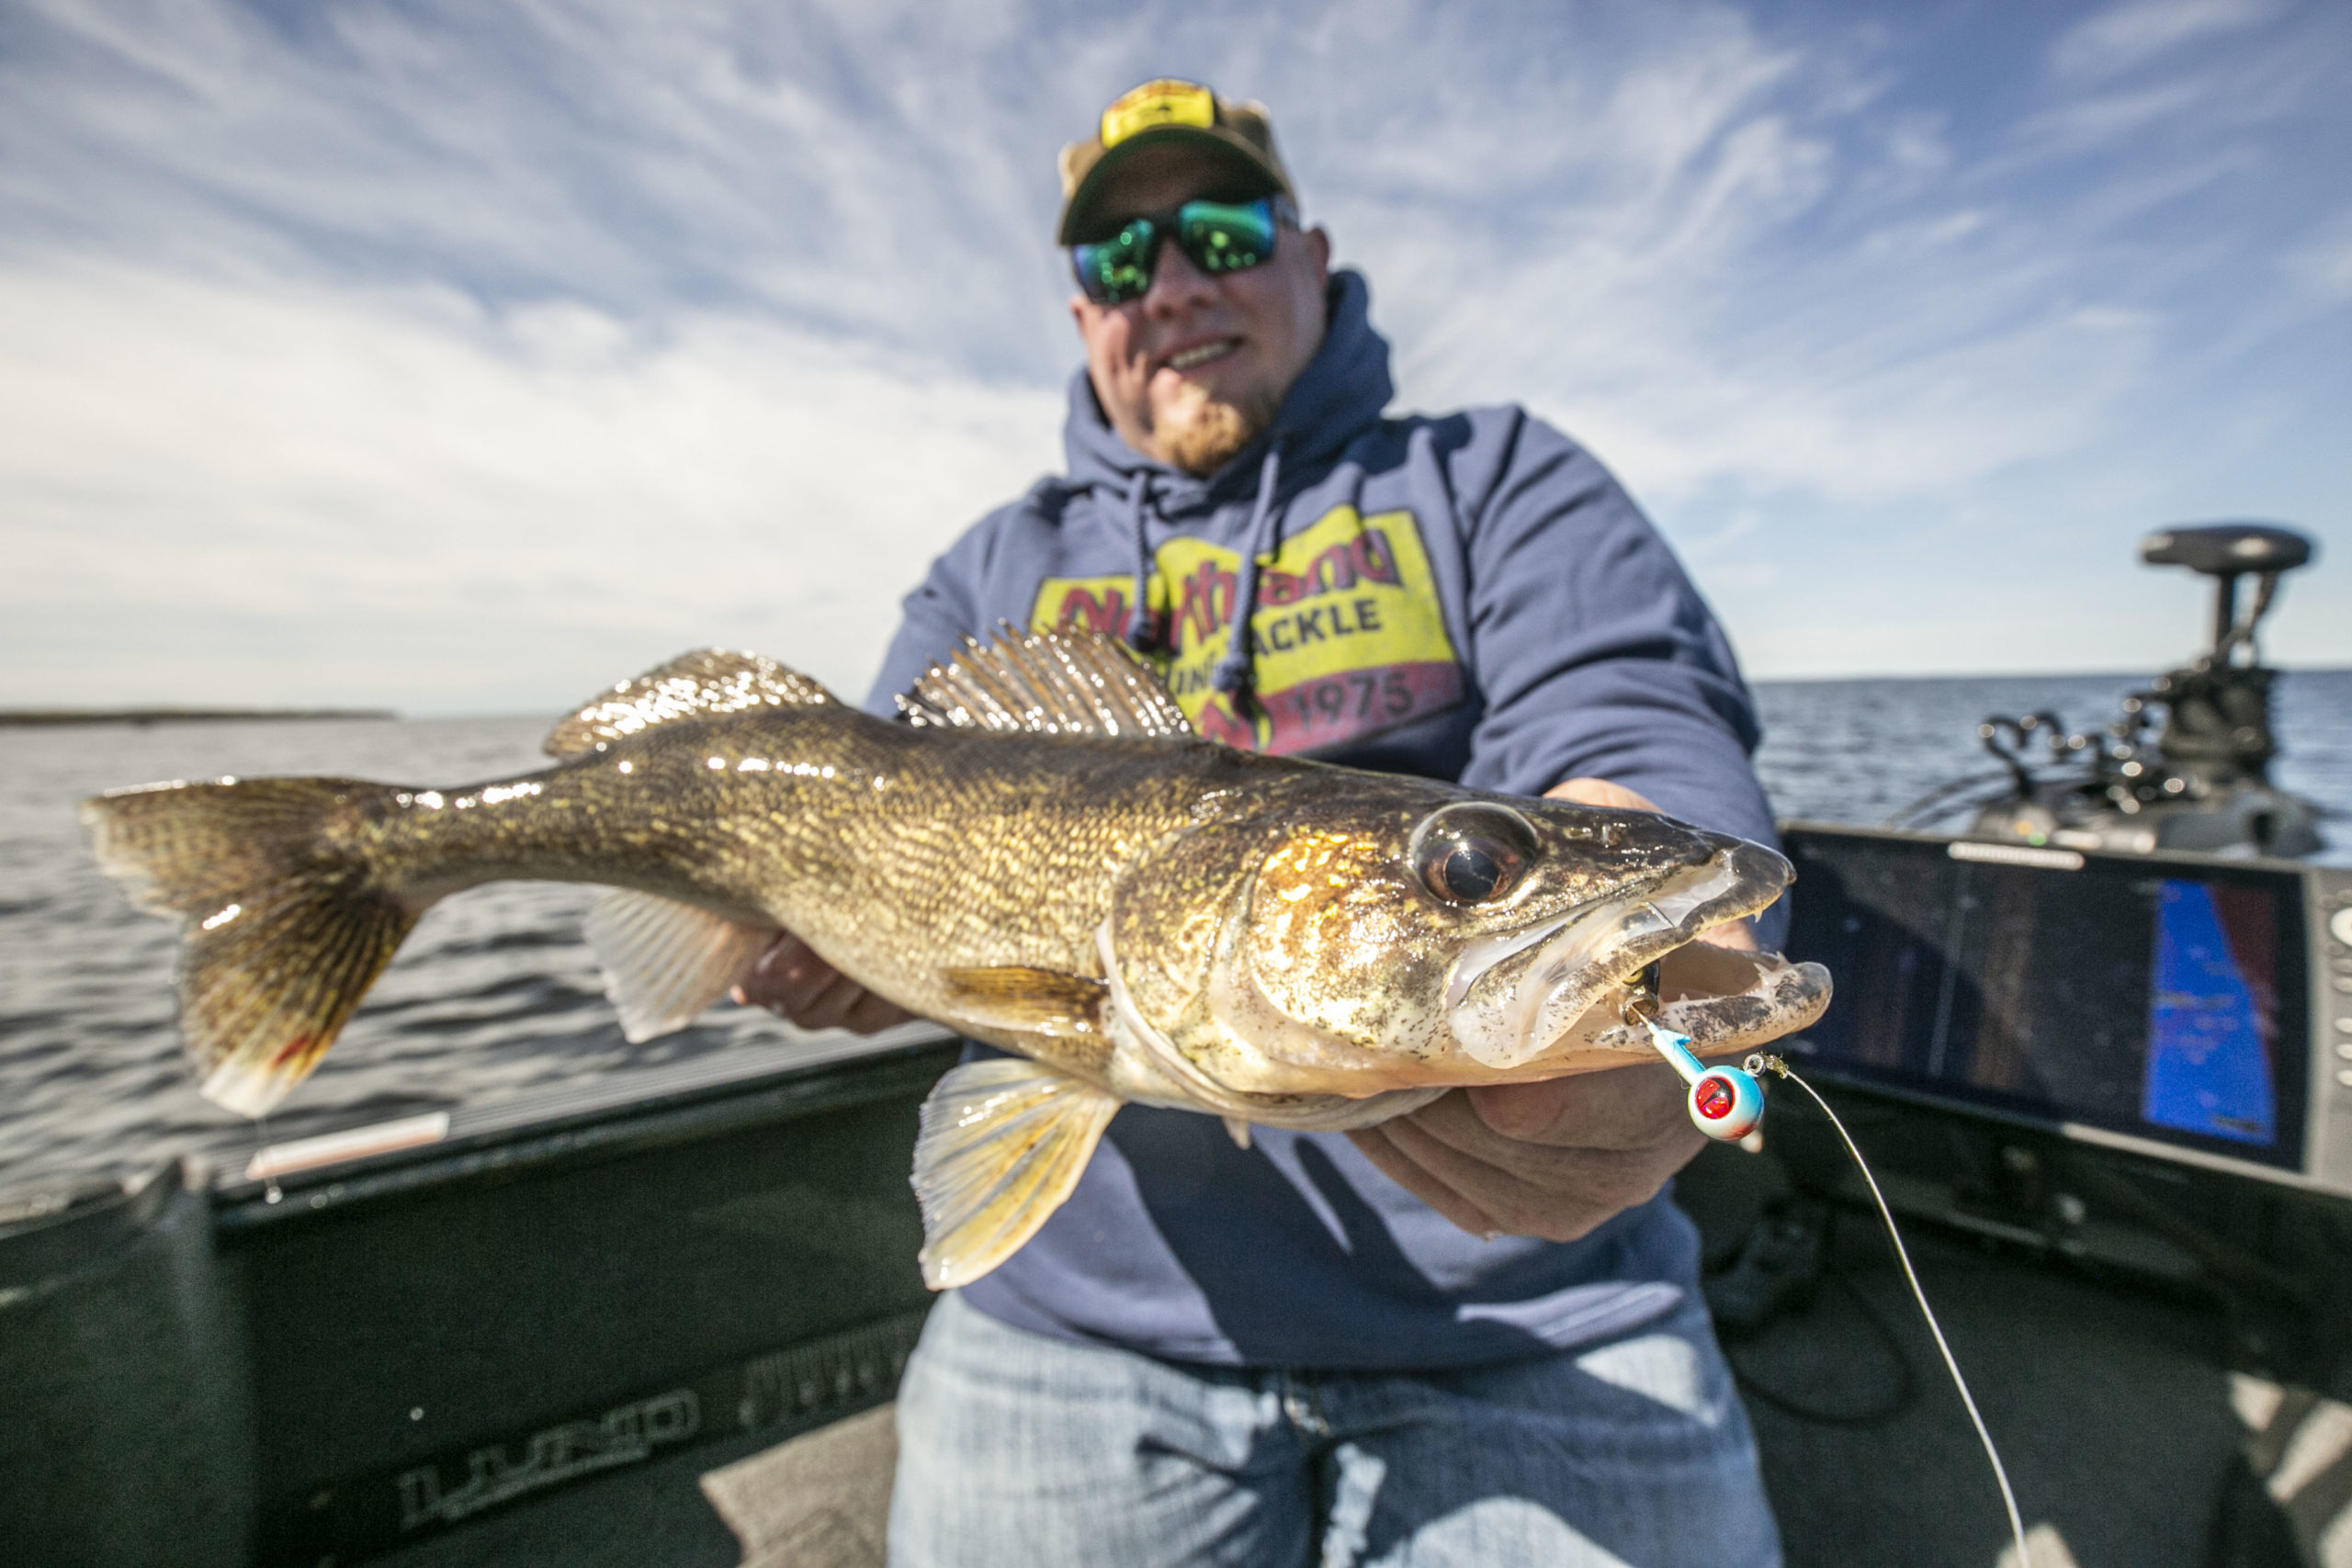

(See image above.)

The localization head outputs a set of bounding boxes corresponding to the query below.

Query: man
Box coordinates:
[738,80,1783,1567]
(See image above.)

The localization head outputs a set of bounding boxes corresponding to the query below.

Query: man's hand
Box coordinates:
[1343,774,1749,1241]
[730,932,915,1034]
[1348,1066,1703,1242]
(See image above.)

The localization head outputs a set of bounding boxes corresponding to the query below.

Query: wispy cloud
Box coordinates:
[0,260,1057,706]
[1,0,2345,707]
[2050,0,2279,83]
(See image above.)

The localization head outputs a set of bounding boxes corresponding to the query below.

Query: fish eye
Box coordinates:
[1410,804,1536,906]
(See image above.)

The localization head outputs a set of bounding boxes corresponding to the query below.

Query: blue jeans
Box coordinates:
[888,1292,1781,1567]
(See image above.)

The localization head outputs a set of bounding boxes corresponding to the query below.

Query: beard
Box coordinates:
[1155,378,1279,477]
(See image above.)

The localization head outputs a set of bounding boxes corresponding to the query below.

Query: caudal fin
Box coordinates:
[81,777,418,1118]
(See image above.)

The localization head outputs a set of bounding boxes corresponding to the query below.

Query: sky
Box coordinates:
[2,0,2346,714]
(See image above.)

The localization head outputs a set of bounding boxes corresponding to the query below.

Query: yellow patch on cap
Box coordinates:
[1101,79,1215,149]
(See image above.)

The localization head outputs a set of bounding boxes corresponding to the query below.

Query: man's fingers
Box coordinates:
[753,931,821,984]
[778,973,839,1028]
[1364,1114,1612,1244]
[773,969,915,1035]
[737,931,857,1019]
[1544,776,1661,813]
[1352,1075,1708,1243]
[734,931,813,1009]
[1457,1065,1691,1148]
[842,990,916,1034]
[1346,1123,1501,1238]
[1397,1085,1559,1159]
[790,971,869,1032]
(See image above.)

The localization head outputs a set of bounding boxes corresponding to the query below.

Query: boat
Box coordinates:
[4,527,2346,1568]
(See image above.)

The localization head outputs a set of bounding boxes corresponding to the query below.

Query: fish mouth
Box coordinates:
[1622,940,1833,1063]
[1445,839,1825,1070]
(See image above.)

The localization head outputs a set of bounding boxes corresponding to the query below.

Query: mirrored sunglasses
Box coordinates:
[1070,197,1291,306]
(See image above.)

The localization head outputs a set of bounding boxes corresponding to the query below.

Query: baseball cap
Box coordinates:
[1056,79,1297,244]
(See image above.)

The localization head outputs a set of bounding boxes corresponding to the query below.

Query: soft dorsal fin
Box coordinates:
[547,649,836,758]
[897,627,1193,739]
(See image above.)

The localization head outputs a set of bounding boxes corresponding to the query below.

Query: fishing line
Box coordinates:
[254,1112,284,1205]
[1624,997,2028,1563]
[1746,1049,2031,1568]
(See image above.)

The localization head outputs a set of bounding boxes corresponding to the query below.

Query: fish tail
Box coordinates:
[81,777,419,1118]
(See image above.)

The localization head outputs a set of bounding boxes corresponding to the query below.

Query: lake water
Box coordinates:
[5,669,2347,1195]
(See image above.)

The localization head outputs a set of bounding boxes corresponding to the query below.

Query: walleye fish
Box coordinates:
[83,630,1829,1287]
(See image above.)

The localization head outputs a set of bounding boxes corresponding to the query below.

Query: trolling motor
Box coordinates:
[1902,522,2324,857]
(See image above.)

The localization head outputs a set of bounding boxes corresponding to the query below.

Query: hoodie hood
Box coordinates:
[1060,268,1394,513]
[1060,270,1395,691]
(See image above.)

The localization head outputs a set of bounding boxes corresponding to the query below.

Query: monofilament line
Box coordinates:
[1769,1063,2030,1568]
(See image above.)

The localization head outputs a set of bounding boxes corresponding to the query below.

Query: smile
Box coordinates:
[1166,339,1240,371]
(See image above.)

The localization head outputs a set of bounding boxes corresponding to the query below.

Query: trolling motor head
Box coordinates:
[2142,523,2312,659]
[1940,519,2323,858]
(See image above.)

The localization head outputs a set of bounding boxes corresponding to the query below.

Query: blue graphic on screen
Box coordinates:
[2143,880,2276,1145]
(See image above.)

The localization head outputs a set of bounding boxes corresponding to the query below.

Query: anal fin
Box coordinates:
[913,1058,1121,1290]
[585,891,775,1043]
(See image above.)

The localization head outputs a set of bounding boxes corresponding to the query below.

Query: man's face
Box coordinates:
[1069,144,1332,476]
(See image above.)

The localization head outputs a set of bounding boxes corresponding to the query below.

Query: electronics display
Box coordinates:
[1779,823,2352,1196]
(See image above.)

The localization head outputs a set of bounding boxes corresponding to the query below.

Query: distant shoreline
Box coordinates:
[6,667,2344,727]
[1749,663,2352,687]
[0,708,398,728]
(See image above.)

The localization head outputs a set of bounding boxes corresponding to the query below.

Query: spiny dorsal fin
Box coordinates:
[547,650,836,758]
[896,627,1193,740]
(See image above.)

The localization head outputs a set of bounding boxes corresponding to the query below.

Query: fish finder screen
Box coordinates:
[1781,834,2309,1169]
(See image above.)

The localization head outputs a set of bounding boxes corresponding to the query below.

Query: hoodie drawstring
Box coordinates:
[1123,469,1157,649]
[1211,438,1286,702]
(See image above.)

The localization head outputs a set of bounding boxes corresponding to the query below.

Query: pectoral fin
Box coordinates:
[585,891,775,1043]
[941,966,1107,1039]
[911,1058,1122,1290]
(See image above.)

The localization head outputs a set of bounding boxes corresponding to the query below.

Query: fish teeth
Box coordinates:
[1445,856,1749,1069]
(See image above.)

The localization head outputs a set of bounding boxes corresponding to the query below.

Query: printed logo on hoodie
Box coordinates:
[1030,504,1464,753]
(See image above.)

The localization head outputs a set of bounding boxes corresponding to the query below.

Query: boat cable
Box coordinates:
[1880,769,2018,831]
[1745,1050,2032,1568]
[1722,1216,1918,1429]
